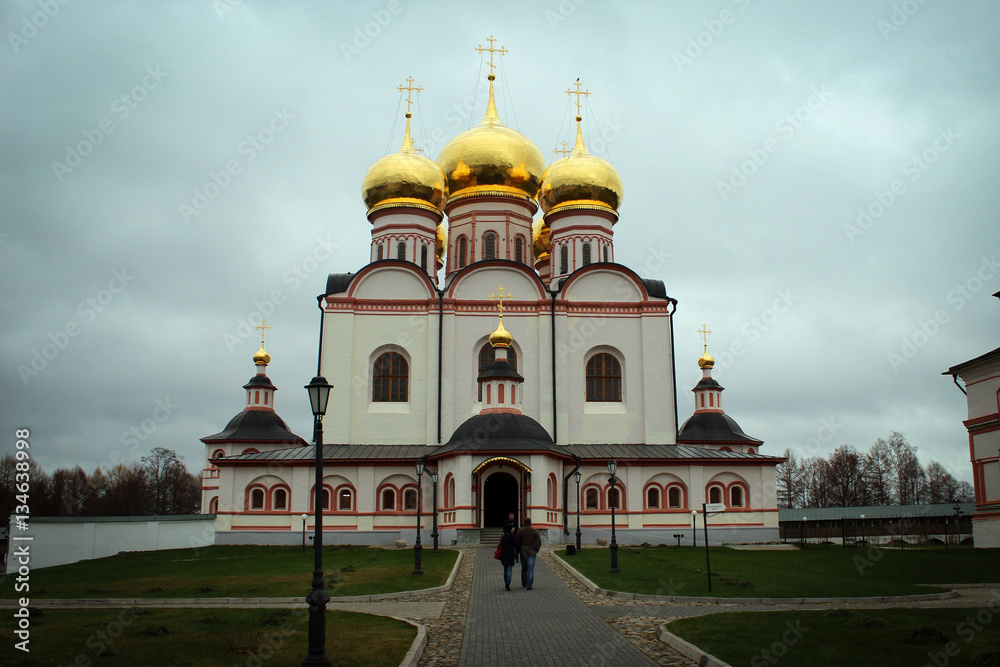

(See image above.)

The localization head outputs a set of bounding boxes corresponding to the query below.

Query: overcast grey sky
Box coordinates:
[2,1,997,485]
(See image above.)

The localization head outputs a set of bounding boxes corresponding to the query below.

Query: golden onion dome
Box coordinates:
[253,344,271,366]
[489,318,513,348]
[538,117,623,215]
[698,351,715,369]
[362,113,448,214]
[435,222,447,264]
[437,75,545,203]
[532,217,550,262]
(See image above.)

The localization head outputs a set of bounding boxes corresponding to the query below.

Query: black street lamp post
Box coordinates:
[430,469,439,553]
[413,458,425,575]
[607,459,620,574]
[301,513,308,553]
[800,516,807,548]
[303,375,332,667]
[574,470,582,552]
[859,514,865,546]
[691,510,697,547]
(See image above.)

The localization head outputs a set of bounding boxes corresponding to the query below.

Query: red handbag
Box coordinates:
[494,540,503,559]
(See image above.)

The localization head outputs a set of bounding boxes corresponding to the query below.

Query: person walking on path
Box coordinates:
[498,523,518,591]
[515,517,541,590]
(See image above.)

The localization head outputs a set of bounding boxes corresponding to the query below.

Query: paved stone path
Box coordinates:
[458,547,658,667]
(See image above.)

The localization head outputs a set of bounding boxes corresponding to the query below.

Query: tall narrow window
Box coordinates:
[603,245,610,262]
[647,487,660,509]
[498,384,504,404]
[585,488,599,510]
[397,241,406,260]
[338,489,353,511]
[404,489,418,511]
[560,246,569,274]
[381,489,396,511]
[420,244,428,270]
[731,486,744,507]
[376,244,384,261]
[478,344,518,400]
[321,488,331,510]
[608,487,619,510]
[709,487,722,505]
[668,486,681,508]
[273,488,287,510]
[250,488,264,510]
[582,243,592,266]
[458,237,467,268]
[484,232,497,260]
[515,237,524,264]
[586,353,622,402]
[372,352,408,402]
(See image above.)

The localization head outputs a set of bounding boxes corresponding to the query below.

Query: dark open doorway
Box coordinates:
[483,472,518,527]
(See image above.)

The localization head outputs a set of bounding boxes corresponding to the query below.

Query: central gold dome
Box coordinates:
[437,76,545,203]
[539,118,623,215]
[362,114,447,214]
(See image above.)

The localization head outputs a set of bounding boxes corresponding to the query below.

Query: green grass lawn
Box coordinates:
[2,607,415,667]
[668,608,1000,667]
[2,545,457,599]
[558,546,998,598]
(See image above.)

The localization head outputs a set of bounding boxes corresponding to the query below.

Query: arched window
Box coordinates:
[458,236,468,268]
[250,488,264,510]
[447,476,456,508]
[585,487,599,510]
[322,488,331,511]
[381,488,396,511]
[603,245,609,262]
[731,486,744,508]
[212,449,225,459]
[484,232,497,260]
[498,383,504,403]
[403,488,418,511]
[373,352,408,402]
[420,244,428,270]
[709,486,722,505]
[272,488,287,511]
[546,477,554,508]
[582,243,592,266]
[586,353,622,402]
[478,344,518,400]
[376,244,384,261]
[668,486,682,509]
[208,497,219,514]
[747,448,755,455]
[560,245,569,274]
[396,241,406,260]
[338,488,353,511]
[646,487,660,509]
[255,390,260,404]
[242,448,259,455]
[515,236,524,264]
[608,487,620,510]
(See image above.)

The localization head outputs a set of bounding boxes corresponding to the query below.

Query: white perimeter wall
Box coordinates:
[4,516,216,572]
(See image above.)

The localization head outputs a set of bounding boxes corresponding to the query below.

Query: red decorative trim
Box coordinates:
[964,413,1000,428]
[232,525,292,531]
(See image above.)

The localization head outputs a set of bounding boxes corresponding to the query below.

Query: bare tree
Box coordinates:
[776,449,803,509]
[827,445,867,507]
[955,481,974,503]
[142,447,199,515]
[864,437,895,505]
[801,457,832,508]
[925,461,960,503]
[105,462,148,515]
[888,431,924,505]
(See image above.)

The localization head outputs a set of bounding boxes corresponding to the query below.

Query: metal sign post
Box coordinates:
[702,503,725,592]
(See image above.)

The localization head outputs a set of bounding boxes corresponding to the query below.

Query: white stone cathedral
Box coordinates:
[200,41,782,546]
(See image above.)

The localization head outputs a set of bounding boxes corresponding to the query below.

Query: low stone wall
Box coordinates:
[4,515,216,571]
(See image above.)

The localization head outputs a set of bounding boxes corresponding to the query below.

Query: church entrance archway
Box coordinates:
[483,472,518,527]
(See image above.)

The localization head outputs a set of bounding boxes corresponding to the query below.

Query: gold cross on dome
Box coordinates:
[565,78,591,116]
[255,319,272,347]
[697,323,712,352]
[397,76,423,115]
[489,285,513,315]
[475,35,508,75]
[553,141,571,157]
[414,146,425,154]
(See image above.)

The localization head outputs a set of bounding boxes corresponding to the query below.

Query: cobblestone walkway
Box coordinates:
[458,547,657,667]
[417,547,477,666]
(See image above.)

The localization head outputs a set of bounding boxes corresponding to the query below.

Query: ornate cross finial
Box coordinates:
[414,146,425,154]
[697,323,712,352]
[565,78,591,116]
[475,35,508,75]
[489,285,513,315]
[553,141,571,157]
[397,76,423,115]
[255,319,272,347]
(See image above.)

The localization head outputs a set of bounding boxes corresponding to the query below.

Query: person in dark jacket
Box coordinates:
[498,523,518,591]
[515,517,541,590]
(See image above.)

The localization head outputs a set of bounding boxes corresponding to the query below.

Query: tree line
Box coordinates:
[0,447,200,518]
[776,431,974,509]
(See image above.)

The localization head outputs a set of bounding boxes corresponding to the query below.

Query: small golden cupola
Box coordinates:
[437,37,545,205]
[361,101,448,215]
[538,81,624,216]
[479,286,523,415]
